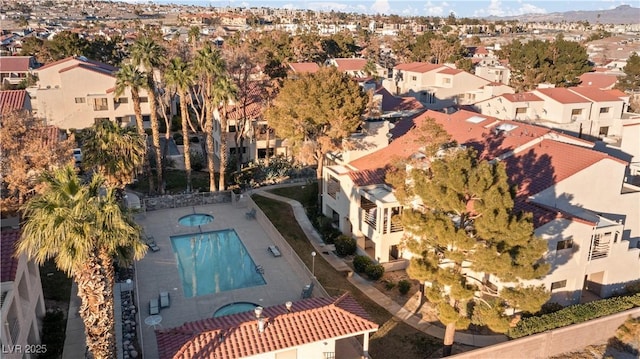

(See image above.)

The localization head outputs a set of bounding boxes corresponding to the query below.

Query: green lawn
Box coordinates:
[252,194,442,358]
[129,169,214,194]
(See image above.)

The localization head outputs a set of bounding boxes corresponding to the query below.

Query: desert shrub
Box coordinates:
[365,264,385,280]
[385,281,396,290]
[353,255,372,273]
[315,215,340,244]
[173,132,183,145]
[398,279,412,295]
[335,235,357,257]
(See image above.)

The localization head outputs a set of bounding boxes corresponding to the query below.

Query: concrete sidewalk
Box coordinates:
[253,186,508,348]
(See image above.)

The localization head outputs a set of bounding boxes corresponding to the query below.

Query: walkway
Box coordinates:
[253,186,508,348]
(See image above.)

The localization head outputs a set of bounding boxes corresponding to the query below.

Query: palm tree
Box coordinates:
[16,166,146,359]
[82,119,146,189]
[114,64,154,191]
[130,37,166,194]
[165,57,196,192]
[193,44,225,192]
[212,75,238,191]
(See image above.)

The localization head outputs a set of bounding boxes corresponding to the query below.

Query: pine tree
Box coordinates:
[390,134,549,356]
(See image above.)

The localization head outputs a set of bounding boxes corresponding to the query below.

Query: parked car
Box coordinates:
[73,148,82,165]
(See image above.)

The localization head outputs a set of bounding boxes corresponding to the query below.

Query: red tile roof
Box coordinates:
[502,93,543,103]
[156,294,378,359]
[395,62,443,73]
[375,85,424,112]
[569,87,623,102]
[0,90,27,114]
[333,58,367,72]
[225,81,265,121]
[1,229,20,283]
[578,72,618,89]
[535,88,591,104]
[437,68,462,75]
[606,89,628,98]
[0,56,33,73]
[288,62,320,74]
[58,62,116,77]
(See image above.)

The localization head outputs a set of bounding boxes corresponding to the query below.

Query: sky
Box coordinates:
[151,0,639,18]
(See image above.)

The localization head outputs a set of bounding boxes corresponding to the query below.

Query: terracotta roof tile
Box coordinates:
[502,93,543,103]
[288,62,320,74]
[225,81,265,121]
[535,88,591,104]
[578,72,618,89]
[569,87,623,102]
[394,62,443,73]
[0,90,27,114]
[0,56,33,72]
[156,294,378,359]
[1,229,20,283]
[333,58,367,72]
[437,68,462,75]
[606,89,628,98]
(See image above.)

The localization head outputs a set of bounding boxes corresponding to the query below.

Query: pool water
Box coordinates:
[171,229,265,297]
[213,302,259,317]
[178,214,214,226]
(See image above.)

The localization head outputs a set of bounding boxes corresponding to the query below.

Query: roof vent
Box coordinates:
[285,301,292,312]
[257,318,265,333]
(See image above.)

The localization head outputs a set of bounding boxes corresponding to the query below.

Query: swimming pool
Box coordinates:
[178,214,214,226]
[170,229,266,298]
[213,302,259,317]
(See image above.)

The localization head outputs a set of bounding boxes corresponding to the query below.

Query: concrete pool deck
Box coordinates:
[134,201,317,358]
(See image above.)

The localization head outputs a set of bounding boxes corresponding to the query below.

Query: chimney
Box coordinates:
[258,318,265,333]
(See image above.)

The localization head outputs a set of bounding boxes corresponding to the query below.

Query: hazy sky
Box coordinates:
[153,0,638,18]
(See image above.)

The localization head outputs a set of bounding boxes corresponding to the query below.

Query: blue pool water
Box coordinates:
[171,229,266,298]
[178,214,214,226]
[213,302,259,317]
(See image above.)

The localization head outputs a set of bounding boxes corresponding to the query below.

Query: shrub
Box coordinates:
[190,150,205,171]
[335,235,357,257]
[315,215,340,244]
[385,281,396,290]
[365,264,385,280]
[398,279,412,295]
[509,293,640,338]
[353,255,372,273]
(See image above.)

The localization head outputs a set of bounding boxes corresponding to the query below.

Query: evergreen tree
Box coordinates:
[388,124,549,356]
[616,52,640,92]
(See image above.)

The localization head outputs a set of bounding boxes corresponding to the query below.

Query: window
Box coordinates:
[115,97,129,104]
[571,109,583,116]
[94,117,109,124]
[323,353,336,359]
[139,97,149,103]
[411,75,417,81]
[599,107,610,114]
[228,125,237,133]
[257,148,275,159]
[556,239,573,251]
[442,77,451,84]
[93,98,108,111]
[590,232,611,260]
[599,126,609,136]
[326,175,340,199]
[75,97,85,103]
[515,107,527,114]
[551,280,567,291]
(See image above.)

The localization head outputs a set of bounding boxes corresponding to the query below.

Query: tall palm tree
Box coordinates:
[164,57,196,192]
[16,166,146,359]
[82,119,146,189]
[212,75,238,191]
[193,44,225,192]
[114,64,154,191]
[129,37,166,194]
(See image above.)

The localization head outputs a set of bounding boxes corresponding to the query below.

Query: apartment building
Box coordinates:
[475,86,632,139]
[0,225,46,359]
[34,56,153,130]
[383,62,514,111]
[321,109,640,306]
[0,56,37,86]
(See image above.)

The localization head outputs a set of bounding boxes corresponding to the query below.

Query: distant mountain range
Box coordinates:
[486,5,640,25]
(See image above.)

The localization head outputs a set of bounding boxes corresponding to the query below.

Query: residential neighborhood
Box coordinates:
[2,1,640,359]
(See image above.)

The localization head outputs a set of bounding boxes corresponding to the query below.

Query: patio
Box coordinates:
[132,202,315,358]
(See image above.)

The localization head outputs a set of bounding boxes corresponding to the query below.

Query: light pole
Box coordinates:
[311,251,316,279]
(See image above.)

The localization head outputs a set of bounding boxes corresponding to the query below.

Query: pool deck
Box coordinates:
[134,202,315,358]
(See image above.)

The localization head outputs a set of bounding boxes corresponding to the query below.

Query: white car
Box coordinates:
[73,148,82,165]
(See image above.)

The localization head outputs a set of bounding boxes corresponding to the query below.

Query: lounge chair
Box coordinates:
[146,236,160,252]
[159,291,170,308]
[268,245,281,257]
[245,208,256,220]
[301,283,314,299]
[255,264,264,274]
[149,297,160,315]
